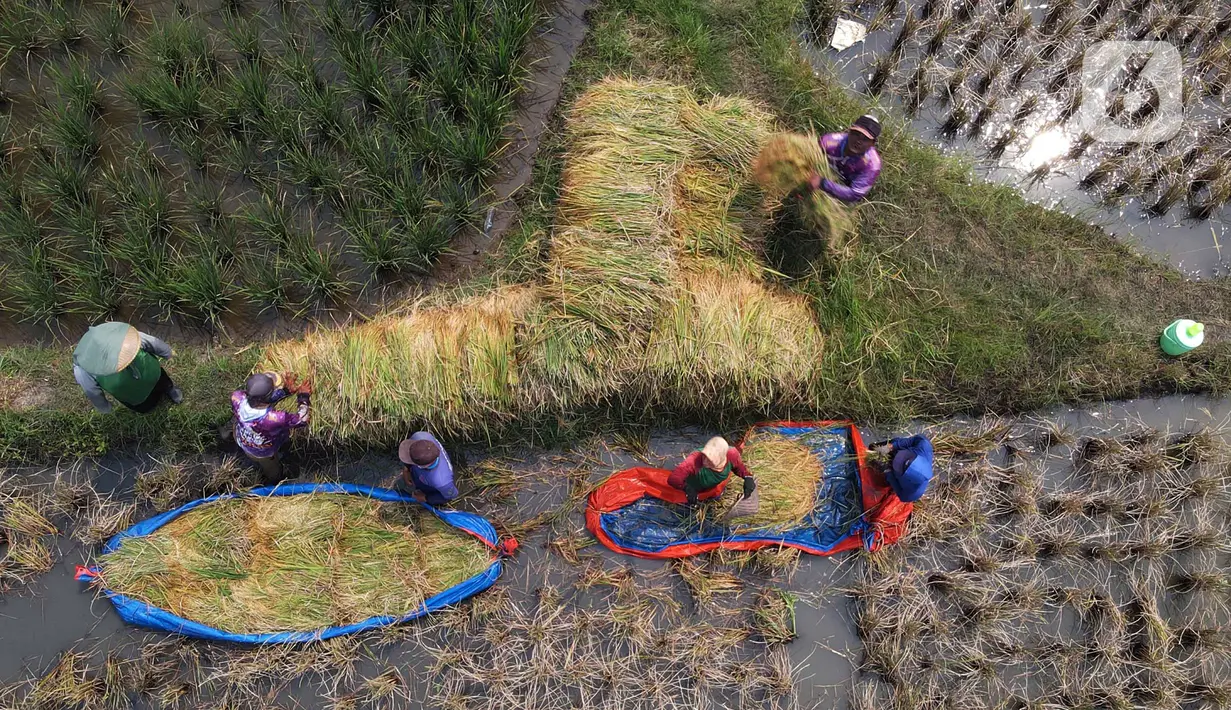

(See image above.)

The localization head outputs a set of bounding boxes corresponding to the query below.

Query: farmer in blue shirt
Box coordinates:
[869,434,933,502]
[396,432,459,505]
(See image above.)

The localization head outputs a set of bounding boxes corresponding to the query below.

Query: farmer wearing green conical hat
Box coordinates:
[72,322,182,414]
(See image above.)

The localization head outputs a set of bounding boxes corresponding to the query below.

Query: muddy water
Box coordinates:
[800,5,1230,279]
[3,395,1229,707]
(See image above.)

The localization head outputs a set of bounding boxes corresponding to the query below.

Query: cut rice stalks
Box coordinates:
[260,79,825,444]
[721,431,824,530]
[753,132,857,255]
[97,494,494,634]
[753,133,828,197]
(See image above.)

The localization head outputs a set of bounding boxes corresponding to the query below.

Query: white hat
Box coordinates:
[702,437,730,470]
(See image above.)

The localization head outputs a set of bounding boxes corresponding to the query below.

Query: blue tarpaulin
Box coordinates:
[77,483,505,644]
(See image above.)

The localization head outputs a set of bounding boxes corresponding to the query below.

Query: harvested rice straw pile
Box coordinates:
[721,431,823,530]
[262,286,536,442]
[644,265,822,412]
[525,80,701,408]
[549,79,696,334]
[258,79,828,443]
[98,495,493,634]
[681,94,776,169]
[672,165,766,273]
[753,132,856,254]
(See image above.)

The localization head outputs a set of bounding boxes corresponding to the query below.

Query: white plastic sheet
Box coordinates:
[830,19,867,51]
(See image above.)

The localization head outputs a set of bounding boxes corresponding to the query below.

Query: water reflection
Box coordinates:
[1018,127,1071,170]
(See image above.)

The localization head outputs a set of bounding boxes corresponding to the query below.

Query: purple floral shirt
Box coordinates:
[819,132,882,203]
[232,388,309,458]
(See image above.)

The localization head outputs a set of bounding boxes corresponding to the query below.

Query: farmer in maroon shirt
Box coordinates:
[667,437,757,505]
[231,372,311,483]
[807,114,883,203]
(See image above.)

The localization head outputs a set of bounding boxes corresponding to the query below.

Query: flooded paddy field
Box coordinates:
[805,0,1231,277]
[3,395,1230,708]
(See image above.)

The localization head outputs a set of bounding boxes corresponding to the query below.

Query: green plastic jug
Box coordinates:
[1160,319,1204,356]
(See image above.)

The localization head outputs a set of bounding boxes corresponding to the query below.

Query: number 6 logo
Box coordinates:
[1077,41,1184,144]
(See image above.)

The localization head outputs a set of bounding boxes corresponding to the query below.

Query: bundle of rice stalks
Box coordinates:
[672,165,766,273]
[548,79,697,336]
[801,195,857,258]
[515,299,644,411]
[681,95,776,169]
[262,286,536,442]
[565,78,695,163]
[753,133,826,197]
[545,222,676,334]
[643,266,822,413]
[719,430,823,530]
[753,132,856,254]
[98,494,494,634]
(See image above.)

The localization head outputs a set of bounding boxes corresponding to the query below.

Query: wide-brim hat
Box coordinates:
[399,438,441,467]
[73,322,141,376]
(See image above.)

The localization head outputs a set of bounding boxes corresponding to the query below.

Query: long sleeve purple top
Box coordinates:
[405,431,459,505]
[232,388,309,459]
[819,132,882,203]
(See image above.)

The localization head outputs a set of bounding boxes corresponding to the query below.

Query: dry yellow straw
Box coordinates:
[99,495,493,634]
[722,431,823,530]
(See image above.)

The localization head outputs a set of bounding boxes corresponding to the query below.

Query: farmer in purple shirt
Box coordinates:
[396,432,459,506]
[807,114,883,203]
[231,372,311,483]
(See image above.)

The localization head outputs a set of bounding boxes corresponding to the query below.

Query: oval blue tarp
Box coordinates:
[77,482,505,644]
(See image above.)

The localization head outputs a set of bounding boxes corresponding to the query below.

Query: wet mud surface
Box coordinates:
[3,395,1230,707]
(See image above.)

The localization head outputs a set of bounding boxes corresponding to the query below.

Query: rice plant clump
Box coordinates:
[263,285,536,443]
[97,495,494,634]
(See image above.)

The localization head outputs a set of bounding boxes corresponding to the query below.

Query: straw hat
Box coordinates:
[701,436,730,470]
[73,322,142,376]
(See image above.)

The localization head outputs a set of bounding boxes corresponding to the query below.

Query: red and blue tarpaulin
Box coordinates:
[585,421,912,559]
[76,482,511,644]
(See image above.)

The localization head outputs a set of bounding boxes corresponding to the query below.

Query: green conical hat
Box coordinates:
[74,322,141,376]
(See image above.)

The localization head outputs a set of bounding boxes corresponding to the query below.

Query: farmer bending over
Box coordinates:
[668,437,756,505]
[396,432,459,505]
[807,114,882,203]
[73,322,182,414]
[232,372,311,483]
[869,434,934,503]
